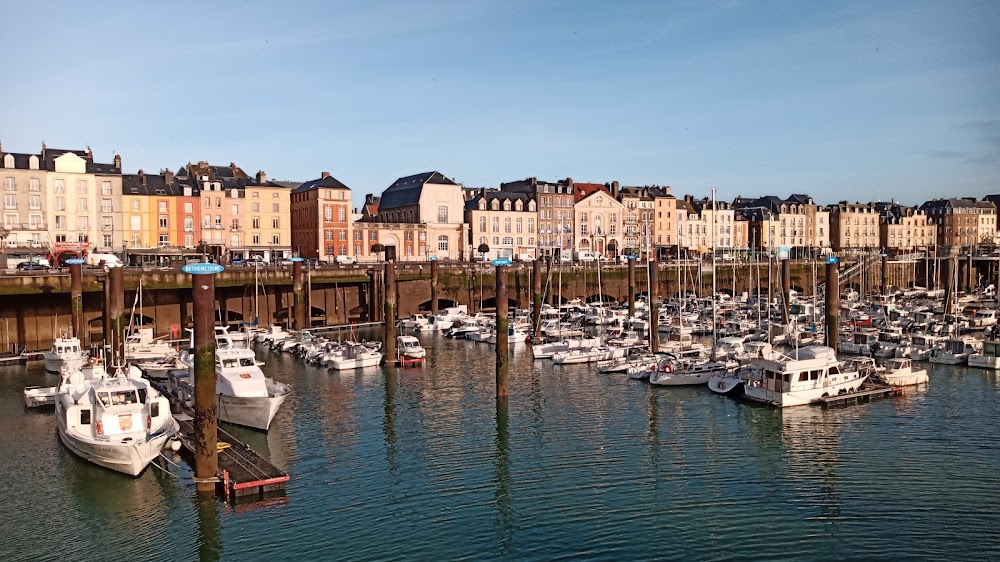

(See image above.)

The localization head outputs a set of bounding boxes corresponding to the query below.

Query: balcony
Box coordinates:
[203,223,225,230]
[3,223,48,231]
[184,226,195,232]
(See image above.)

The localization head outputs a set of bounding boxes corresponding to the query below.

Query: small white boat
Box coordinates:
[124,328,177,362]
[44,335,89,373]
[487,326,529,345]
[969,340,1000,370]
[648,358,733,386]
[397,335,426,359]
[879,357,928,386]
[256,325,289,344]
[55,362,179,476]
[329,343,383,370]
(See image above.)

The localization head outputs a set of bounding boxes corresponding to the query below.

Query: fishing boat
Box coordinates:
[397,335,426,366]
[55,362,178,476]
[742,345,868,408]
[44,335,90,373]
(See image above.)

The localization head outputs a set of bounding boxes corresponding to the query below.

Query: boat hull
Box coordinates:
[218,391,288,431]
[743,375,869,408]
[968,356,1000,370]
[57,419,178,476]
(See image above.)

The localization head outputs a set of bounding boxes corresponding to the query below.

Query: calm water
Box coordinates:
[2,335,999,561]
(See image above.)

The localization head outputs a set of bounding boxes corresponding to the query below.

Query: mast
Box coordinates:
[711,187,718,360]
[254,262,260,327]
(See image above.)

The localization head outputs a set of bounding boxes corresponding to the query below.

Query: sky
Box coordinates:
[0,0,997,208]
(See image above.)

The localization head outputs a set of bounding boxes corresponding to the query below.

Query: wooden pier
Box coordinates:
[814,382,905,407]
[0,351,44,365]
[174,416,289,502]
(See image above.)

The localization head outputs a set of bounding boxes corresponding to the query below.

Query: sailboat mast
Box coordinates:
[711,187,718,360]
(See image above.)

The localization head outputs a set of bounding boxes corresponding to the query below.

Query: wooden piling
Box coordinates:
[825,259,839,350]
[496,264,509,397]
[292,261,305,330]
[383,263,396,363]
[881,253,889,296]
[627,257,636,318]
[532,259,542,336]
[192,272,218,494]
[70,263,83,340]
[430,259,439,316]
[649,261,659,353]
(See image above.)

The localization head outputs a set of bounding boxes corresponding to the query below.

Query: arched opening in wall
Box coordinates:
[480,296,517,310]
[349,304,367,321]
[384,234,399,262]
[606,240,618,257]
[418,298,459,311]
[586,293,616,303]
[273,306,326,324]
[790,285,805,293]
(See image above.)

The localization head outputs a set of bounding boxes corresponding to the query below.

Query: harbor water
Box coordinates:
[1,333,999,561]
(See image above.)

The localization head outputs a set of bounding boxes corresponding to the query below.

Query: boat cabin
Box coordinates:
[980,341,1000,358]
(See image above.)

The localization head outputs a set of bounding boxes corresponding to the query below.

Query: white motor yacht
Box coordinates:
[329,343,383,370]
[55,363,178,476]
[399,314,430,330]
[838,331,877,356]
[929,337,980,365]
[552,347,613,365]
[255,325,289,345]
[397,335,426,359]
[968,340,1000,370]
[907,333,942,361]
[742,345,868,408]
[532,337,601,359]
[878,357,929,386]
[124,328,178,362]
[487,326,529,345]
[44,335,89,373]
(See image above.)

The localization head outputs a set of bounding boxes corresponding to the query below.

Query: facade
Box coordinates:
[875,202,935,252]
[290,172,352,260]
[691,196,736,250]
[42,147,122,256]
[356,171,468,261]
[573,183,623,258]
[0,148,49,255]
[829,202,881,252]
[650,186,677,254]
[618,185,654,256]
[739,195,828,254]
[920,198,997,252]
[121,171,202,263]
[464,189,537,259]
[675,197,705,252]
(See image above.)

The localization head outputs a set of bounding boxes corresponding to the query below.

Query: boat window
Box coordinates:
[150,402,159,418]
[80,409,91,425]
[829,366,840,375]
[239,358,255,367]
[222,359,238,368]
[798,372,809,382]
[100,393,111,406]
[138,388,147,404]
[111,390,138,405]
[810,370,821,380]
[986,343,996,355]
[782,373,791,383]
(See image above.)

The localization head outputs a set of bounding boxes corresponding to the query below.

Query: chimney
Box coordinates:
[611,181,620,198]
[113,154,121,169]
[321,171,330,179]
[257,170,267,184]
[164,168,174,185]
[230,162,237,176]
[138,169,146,186]
[86,146,92,158]
[41,142,46,159]
[665,185,672,196]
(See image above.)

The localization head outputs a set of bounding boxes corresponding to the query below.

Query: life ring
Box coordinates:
[88,356,98,366]
[662,365,672,373]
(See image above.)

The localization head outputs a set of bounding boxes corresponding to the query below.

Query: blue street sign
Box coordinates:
[289,257,305,262]
[64,258,84,265]
[778,246,791,260]
[492,258,512,267]
[826,256,839,264]
[182,262,225,275]
[429,256,439,261]
[627,255,636,260]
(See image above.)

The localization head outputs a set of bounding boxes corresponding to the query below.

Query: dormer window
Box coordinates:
[503,200,511,211]
[491,200,499,211]
[2,154,12,168]
[478,199,486,210]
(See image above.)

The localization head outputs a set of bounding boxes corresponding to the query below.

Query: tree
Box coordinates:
[371,243,386,261]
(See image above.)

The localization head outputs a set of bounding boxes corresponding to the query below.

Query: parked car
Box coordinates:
[335,255,357,265]
[85,253,123,268]
[514,254,534,262]
[244,259,268,267]
[17,260,49,271]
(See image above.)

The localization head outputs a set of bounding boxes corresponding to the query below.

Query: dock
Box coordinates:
[307,321,382,333]
[814,382,905,407]
[173,416,289,502]
[0,351,44,365]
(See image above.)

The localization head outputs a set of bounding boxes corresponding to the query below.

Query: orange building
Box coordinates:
[290,172,352,260]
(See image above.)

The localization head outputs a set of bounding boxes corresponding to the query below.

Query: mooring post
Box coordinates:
[384,262,396,364]
[781,258,791,324]
[967,252,974,293]
[192,270,218,494]
[825,258,839,350]
[292,260,305,330]
[649,261,659,353]
[102,276,111,348]
[496,264,509,397]
[70,262,83,340]
[881,253,889,296]
[544,254,554,306]
[109,266,125,365]
[627,256,636,318]
[430,259,439,316]
[532,259,542,336]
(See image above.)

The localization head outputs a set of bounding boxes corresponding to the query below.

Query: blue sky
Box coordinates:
[1,0,997,208]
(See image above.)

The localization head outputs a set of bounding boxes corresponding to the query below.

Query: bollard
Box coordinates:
[292,261,305,330]
[496,264,509,397]
[70,263,83,340]
[628,256,636,318]
[430,259,439,316]
[192,271,218,494]
[825,258,839,350]
[649,261,659,353]
[109,266,125,365]
[532,259,542,337]
[881,253,889,296]
[383,263,396,364]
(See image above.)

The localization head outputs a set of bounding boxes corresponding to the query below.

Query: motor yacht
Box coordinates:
[44,335,89,373]
[328,342,383,370]
[878,358,929,386]
[741,345,868,408]
[55,362,178,476]
[929,337,980,365]
[968,340,1000,370]
[396,336,426,360]
[532,337,601,359]
[648,357,734,386]
[124,328,177,362]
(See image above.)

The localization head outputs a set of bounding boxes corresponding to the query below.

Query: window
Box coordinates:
[184,216,194,230]
[405,231,413,241]
[77,234,88,243]
[272,203,279,212]
[103,234,113,248]
[159,215,168,228]
[250,217,259,228]
[3,177,13,191]
[503,236,513,245]
[437,206,448,223]
[77,180,87,194]
[355,244,362,256]
[324,206,333,221]
[204,197,211,209]
[369,230,377,241]
[101,181,112,195]
[273,193,279,200]
[3,194,14,209]
[102,216,112,229]
[504,218,511,233]
[354,230,362,241]
[184,234,194,247]
[253,234,260,244]
[130,215,141,230]
[272,217,280,229]
[252,202,259,212]
[29,178,39,191]
[55,180,65,193]
[101,199,112,213]
[325,231,334,241]
[78,198,88,212]
[272,234,280,244]
[338,207,346,222]
[56,234,66,243]
[55,197,65,211]
[131,233,141,245]
[159,234,170,247]
[438,235,449,251]
[528,218,535,233]
[492,217,499,232]
[215,197,221,208]
[30,195,40,210]
[516,218,523,233]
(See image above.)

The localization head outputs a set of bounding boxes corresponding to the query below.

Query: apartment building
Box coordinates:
[829,202,882,251]
[690,196,736,250]
[650,186,677,256]
[875,202,935,252]
[290,172,352,260]
[0,147,49,256]
[618,185,654,256]
[573,182,624,258]
[500,177,573,259]
[465,189,537,259]
[920,197,997,252]
[121,171,202,263]
[739,195,828,254]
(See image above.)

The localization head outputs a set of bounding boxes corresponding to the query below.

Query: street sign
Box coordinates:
[778,246,791,260]
[826,256,839,264]
[492,258,512,267]
[429,256,439,261]
[182,263,225,275]
[289,257,304,262]
[64,258,84,265]
[627,255,636,260]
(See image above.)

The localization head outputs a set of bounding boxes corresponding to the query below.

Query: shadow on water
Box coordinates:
[493,397,513,555]
[383,366,398,474]
[194,493,222,562]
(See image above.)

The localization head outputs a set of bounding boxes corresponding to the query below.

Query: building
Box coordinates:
[618,185,655,257]
[121,170,202,264]
[355,171,468,261]
[290,172,352,260]
[875,202,935,252]
[829,202,882,252]
[690,195,736,251]
[674,196,706,253]
[573,182,624,258]
[738,194,828,255]
[650,186,677,257]
[920,198,997,252]
[464,189,537,260]
[500,177,573,259]
[0,146,49,261]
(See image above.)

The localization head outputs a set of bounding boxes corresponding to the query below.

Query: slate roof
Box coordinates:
[573,182,611,203]
[464,190,533,211]
[292,174,350,193]
[91,161,121,175]
[0,152,39,169]
[122,173,200,196]
[379,171,458,210]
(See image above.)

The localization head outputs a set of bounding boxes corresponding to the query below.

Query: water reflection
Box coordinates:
[194,493,222,562]
[383,366,398,474]
[493,397,513,554]
[779,407,843,522]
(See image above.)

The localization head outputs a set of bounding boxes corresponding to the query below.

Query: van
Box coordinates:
[575,250,596,263]
[514,254,534,262]
[86,253,123,268]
